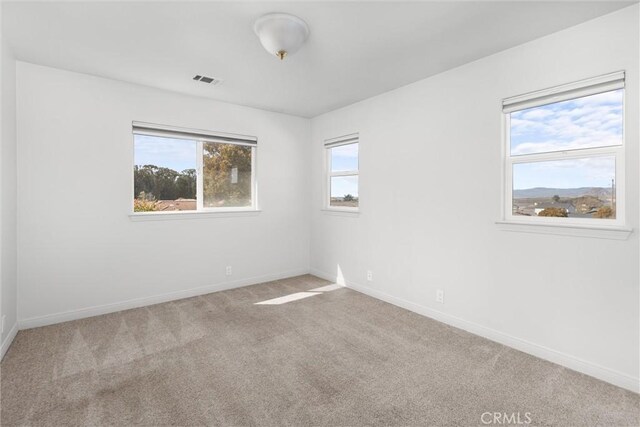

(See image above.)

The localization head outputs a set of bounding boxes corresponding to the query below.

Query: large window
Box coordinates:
[325,134,359,211]
[503,72,625,226]
[133,122,256,213]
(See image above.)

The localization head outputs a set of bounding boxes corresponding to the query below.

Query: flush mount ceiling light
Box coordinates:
[253,13,310,60]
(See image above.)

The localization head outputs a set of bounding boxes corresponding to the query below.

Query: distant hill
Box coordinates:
[513,187,612,199]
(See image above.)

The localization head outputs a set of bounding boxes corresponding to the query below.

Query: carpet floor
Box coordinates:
[1,274,638,426]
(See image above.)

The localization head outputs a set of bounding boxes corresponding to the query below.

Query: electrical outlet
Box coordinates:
[436,289,444,304]
[366,270,373,281]
[226,266,232,276]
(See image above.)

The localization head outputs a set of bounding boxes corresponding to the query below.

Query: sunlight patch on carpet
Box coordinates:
[255,292,321,305]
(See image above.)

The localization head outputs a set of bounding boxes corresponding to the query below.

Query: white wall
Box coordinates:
[10,3,639,392]
[16,62,311,326]
[310,6,639,391]
[1,32,18,356]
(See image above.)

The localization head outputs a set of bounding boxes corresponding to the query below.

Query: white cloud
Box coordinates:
[520,108,554,120]
[510,89,623,155]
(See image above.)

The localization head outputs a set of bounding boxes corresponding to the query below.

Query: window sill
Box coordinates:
[496,220,632,240]
[321,208,360,217]
[129,210,261,221]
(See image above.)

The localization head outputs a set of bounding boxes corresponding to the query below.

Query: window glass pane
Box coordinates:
[203,142,252,208]
[512,156,616,219]
[510,89,623,155]
[330,176,359,208]
[331,143,359,172]
[133,135,197,212]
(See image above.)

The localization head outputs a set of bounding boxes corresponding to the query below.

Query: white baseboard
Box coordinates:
[310,268,639,394]
[1,322,19,361]
[19,268,310,330]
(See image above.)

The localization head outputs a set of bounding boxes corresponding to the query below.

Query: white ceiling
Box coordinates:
[3,1,635,117]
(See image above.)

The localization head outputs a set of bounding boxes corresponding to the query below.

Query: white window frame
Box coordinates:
[131,122,258,216]
[501,71,626,229]
[324,133,359,212]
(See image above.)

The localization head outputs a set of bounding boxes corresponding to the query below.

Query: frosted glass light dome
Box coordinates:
[254,13,310,60]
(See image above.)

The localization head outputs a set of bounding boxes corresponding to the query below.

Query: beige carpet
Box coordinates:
[1,275,638,426]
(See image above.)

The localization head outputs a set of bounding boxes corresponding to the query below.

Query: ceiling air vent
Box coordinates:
[193,75,222,85]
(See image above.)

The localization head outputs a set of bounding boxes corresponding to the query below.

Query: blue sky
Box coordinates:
[511,89,622,189]
[134,135,196,172]
[513,157,615,190]
[331,176,358,198]
[330,143,359,197]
